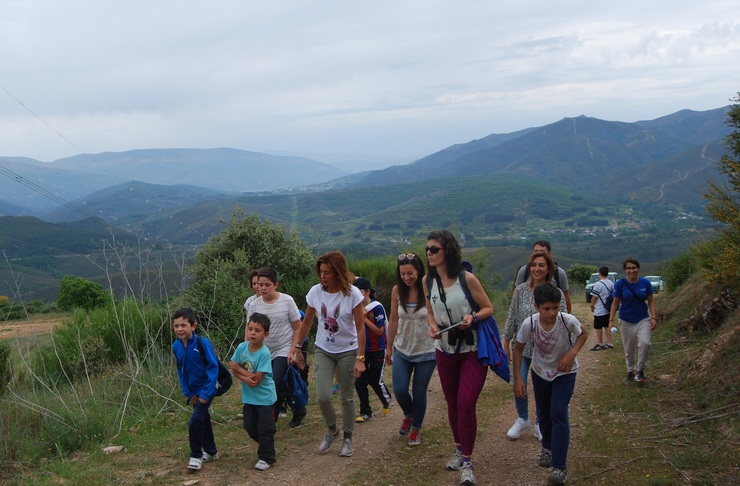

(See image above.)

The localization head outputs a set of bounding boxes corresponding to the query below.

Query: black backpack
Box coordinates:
[595,281,614,312]
[196,335,233,397]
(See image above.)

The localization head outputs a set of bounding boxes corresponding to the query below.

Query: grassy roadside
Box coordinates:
[567,290,739,485]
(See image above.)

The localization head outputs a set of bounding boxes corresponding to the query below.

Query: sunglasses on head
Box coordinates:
[425,246,443,254]
[398,253,416,261]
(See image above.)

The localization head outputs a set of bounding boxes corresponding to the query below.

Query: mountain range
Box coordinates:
[0,105,732,298]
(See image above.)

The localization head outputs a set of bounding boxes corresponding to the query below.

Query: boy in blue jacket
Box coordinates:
[172,308,220,471]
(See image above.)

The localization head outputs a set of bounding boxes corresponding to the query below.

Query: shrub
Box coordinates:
[663,248,701,291]
[57,275,112,311]
[567,264,598,287]
[0,341,11,394]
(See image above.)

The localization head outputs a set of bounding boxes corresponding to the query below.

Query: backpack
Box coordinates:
[281,365,309,411]
[596,281,614,312]
[196,335,233,397]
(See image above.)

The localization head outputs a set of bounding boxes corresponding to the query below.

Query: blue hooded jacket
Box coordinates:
[172,333,219,402]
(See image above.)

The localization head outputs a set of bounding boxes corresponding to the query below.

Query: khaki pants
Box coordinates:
[620,317,651,373]
[314,347,357,435]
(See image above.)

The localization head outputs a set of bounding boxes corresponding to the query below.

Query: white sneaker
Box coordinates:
[202,452,218,462]
[254,459,271,471]
[339,438,354,457]
[187,457,202,470]
[446,449,463,471]
[534,422,542,441]
[459,462,477,485]
[506,418,531,440]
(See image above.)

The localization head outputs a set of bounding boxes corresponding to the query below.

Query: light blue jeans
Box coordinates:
[514,356,532,420]
[391,350,437,430]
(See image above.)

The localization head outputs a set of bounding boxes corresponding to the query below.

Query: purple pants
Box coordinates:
[435,349,488,457]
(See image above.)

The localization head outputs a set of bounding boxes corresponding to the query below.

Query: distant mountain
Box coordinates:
[51,148,345,193]
[0,148,346,216]
[343,107,731,208]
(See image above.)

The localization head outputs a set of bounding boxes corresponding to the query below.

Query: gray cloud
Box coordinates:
[0,1,738,163]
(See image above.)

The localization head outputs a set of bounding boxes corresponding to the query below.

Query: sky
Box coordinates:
[1,1,739,168]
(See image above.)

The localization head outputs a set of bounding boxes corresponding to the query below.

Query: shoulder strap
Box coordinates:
[553,264,561,288]
[458,271,480,312]
[195,334,206,365]
[595,281,609,306]
[560,312,574,346]
[621,278,645,302]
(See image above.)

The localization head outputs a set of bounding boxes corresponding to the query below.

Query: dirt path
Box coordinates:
[171,301,602,486]
[0,317,59,341]
[3,304,604,485]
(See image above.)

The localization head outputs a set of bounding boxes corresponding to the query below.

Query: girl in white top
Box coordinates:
[386,252,437,446]
[425,230,494,486]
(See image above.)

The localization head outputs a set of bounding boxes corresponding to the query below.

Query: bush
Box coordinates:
[663,248,701,291]
[0,341,11,394]
[57,275,111,311]
[184,209,316,356]
[567,264,598,287]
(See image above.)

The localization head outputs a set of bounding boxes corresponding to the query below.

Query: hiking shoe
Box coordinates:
[399,416,412,435]
[534,422,542,441]
[459,462,476,485]
[506,417,531,439]
[590,343,605,351]
[604,343,614,349]
[626,372,635,383]
[355,414,373,423]
[339,438,354,457]
[446,449,463,471]
[319,429,340,453]
[187,457,202,470]
[636,370,646,383]
[383,406,391,415]
[289,414,305,428]
[254,459,270,471]
[538,448,552,468]
[407,429,421,446]
[202,452,218,462]
[549,467,567,485]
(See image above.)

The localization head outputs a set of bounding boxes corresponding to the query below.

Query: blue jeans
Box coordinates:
[514,356,532,420]
[391,350,437,430]
[189,399,217,458]
[532,371,576,470]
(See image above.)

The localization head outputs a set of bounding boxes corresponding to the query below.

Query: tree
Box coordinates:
[566,264,598,287]
[183,209,316,355]
[704,94,740,287]
[57,275,111,311]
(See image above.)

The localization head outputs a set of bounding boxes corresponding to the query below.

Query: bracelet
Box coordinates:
[471,312,478,323]
[295,344,302,349]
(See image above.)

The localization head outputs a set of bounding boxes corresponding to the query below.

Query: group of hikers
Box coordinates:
[172,232,658,485]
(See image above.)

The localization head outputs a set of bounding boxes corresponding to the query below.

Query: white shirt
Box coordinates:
[307,284,364,354]
[517,312,582,381]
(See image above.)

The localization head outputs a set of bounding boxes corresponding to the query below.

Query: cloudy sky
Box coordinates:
[1,1,738,168]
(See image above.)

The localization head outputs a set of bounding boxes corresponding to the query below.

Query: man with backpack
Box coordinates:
[589,266,615,350]
[514,241,572,313]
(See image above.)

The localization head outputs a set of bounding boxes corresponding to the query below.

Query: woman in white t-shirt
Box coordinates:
[290,251,365,458]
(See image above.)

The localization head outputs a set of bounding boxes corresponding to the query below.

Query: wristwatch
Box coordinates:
[356,355,366,362]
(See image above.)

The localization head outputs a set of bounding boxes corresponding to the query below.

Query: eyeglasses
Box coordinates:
[625,266,639,271]
[424,246,443,254]
[398,253,417,261]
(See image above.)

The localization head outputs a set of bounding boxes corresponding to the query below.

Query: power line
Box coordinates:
[0,161,97,219]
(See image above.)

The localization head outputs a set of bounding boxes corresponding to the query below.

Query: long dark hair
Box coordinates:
[396,254,426,313]
[426,229,463,282]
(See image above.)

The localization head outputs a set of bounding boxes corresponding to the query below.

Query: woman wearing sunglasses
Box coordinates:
[385,252,437,447]
[425,230,494,486]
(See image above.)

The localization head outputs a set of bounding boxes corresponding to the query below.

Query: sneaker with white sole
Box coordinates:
[407,429,421,446]
[534,422,542,441]
[459,462,477,485]
[254,459,270,471]
[399,416,412,436]
[506,417,531,439]
[202,452,218,462]
[319,429,340,453]
[446,449,463,471]
[339,438,354,457]
[187,457,202,470]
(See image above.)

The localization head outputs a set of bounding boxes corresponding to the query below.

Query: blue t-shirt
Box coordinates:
[231,342,277,406]
[613,277,653,323]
